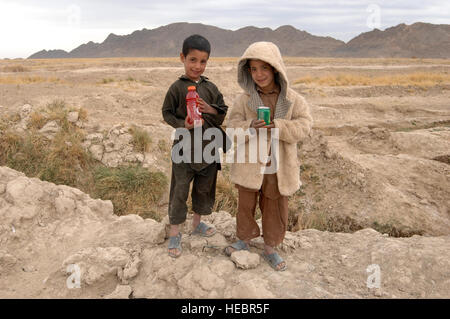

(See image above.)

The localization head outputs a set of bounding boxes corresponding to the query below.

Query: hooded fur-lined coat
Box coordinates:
[226,41,313,196]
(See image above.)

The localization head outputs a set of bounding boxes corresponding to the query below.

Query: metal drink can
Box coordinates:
[257,106,271,125]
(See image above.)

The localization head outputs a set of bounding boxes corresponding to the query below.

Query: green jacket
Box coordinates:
[162,75,229,170]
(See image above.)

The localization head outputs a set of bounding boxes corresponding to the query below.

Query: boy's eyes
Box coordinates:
[189,58,207,64]
[250,66,270,72]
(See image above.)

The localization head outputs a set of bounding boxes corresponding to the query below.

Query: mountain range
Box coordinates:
[29,22,450,59]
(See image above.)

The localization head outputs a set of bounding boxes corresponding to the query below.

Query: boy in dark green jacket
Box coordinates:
[162,34,228,258]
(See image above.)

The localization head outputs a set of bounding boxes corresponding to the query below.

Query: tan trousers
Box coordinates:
[235,174,288,247]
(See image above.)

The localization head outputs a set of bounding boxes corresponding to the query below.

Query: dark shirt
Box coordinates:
[162,75,228,170]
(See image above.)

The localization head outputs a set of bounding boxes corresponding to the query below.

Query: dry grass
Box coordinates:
[77,107,88,121]
[39,130,91,186]
[0,100,168,218]
[22,57,182,71]
[293,72,450,87]
[157,139,169,153]
[0,100,89,186]
[93,165,168,218]
[12,56,449,72]
[1,65,30,72]
[213,173,238,215]
[0,113,21,129]
[28,100,88,131]
[371,220,424,237]
[293,210,364,233]
[0,130,51,180]
[129,125,152,152]
[285,57,450,65]
[100,78,115,84]
[0,131,23,161]
[0,75,61,84]
[29,112,47,130]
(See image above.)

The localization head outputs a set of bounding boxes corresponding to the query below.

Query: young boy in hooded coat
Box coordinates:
[225,41,313,271]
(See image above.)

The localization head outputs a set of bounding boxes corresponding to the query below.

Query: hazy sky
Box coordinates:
[1,0,449,58]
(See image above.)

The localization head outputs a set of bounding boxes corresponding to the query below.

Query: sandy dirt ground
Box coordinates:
[1,57,449,235]
[0,57,449,299]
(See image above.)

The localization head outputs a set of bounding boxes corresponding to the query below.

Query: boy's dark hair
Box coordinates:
[182,34,211,57]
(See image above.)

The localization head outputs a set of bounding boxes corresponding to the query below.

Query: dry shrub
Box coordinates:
[29,112,47,130]
[47,99,66,112]
[371,221,424,237]
[100,78,114,84]
[2,65,29,72]
[157,139,169,153]
[44,100,72,130]
[0,121,88,187]
[129,125,151,152]
[0,131,50,177]
[93,166,168,217]
[1,101,85,185]
[0,76,60,84]
[213,174,238,215]
[293,211,363,233]
[78,107,88,121]
[0,131,23,162]
[39,129,92,186]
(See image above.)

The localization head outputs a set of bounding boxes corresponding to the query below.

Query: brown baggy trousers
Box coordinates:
[235,173,288,247]
[168,162,218,225]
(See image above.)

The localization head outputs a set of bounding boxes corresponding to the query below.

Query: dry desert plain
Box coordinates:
[0,57,449,298]
[1,57,449,235]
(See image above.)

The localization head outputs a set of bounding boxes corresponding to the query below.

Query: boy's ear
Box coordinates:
[180,52,185,63]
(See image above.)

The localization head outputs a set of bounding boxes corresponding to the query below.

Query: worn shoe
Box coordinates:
[168,232,182,258]
[261,251,287,271]
[224,239,250,257]
[191,221,216,237]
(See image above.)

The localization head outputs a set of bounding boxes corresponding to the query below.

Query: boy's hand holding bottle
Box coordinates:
[185,116,204,129]
[198,97,218,115]
[185,97,217,129]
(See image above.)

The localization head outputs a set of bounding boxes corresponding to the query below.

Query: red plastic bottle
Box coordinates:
[186,86,202,124]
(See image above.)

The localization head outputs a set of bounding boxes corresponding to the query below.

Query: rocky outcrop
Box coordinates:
[7,104,160,169]
[0,166,449,299]
[82,124,149,168]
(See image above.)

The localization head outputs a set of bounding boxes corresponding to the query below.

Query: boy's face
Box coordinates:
[248,59,277,91]
[180,49,209,82]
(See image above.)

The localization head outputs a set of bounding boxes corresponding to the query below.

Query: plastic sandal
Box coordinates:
[261,251,287,271]
[224,239,249,257]
[168,232,182,258]
[191,221,216,237]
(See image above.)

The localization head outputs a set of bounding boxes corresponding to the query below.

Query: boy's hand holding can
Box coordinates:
[250,119,275,130]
